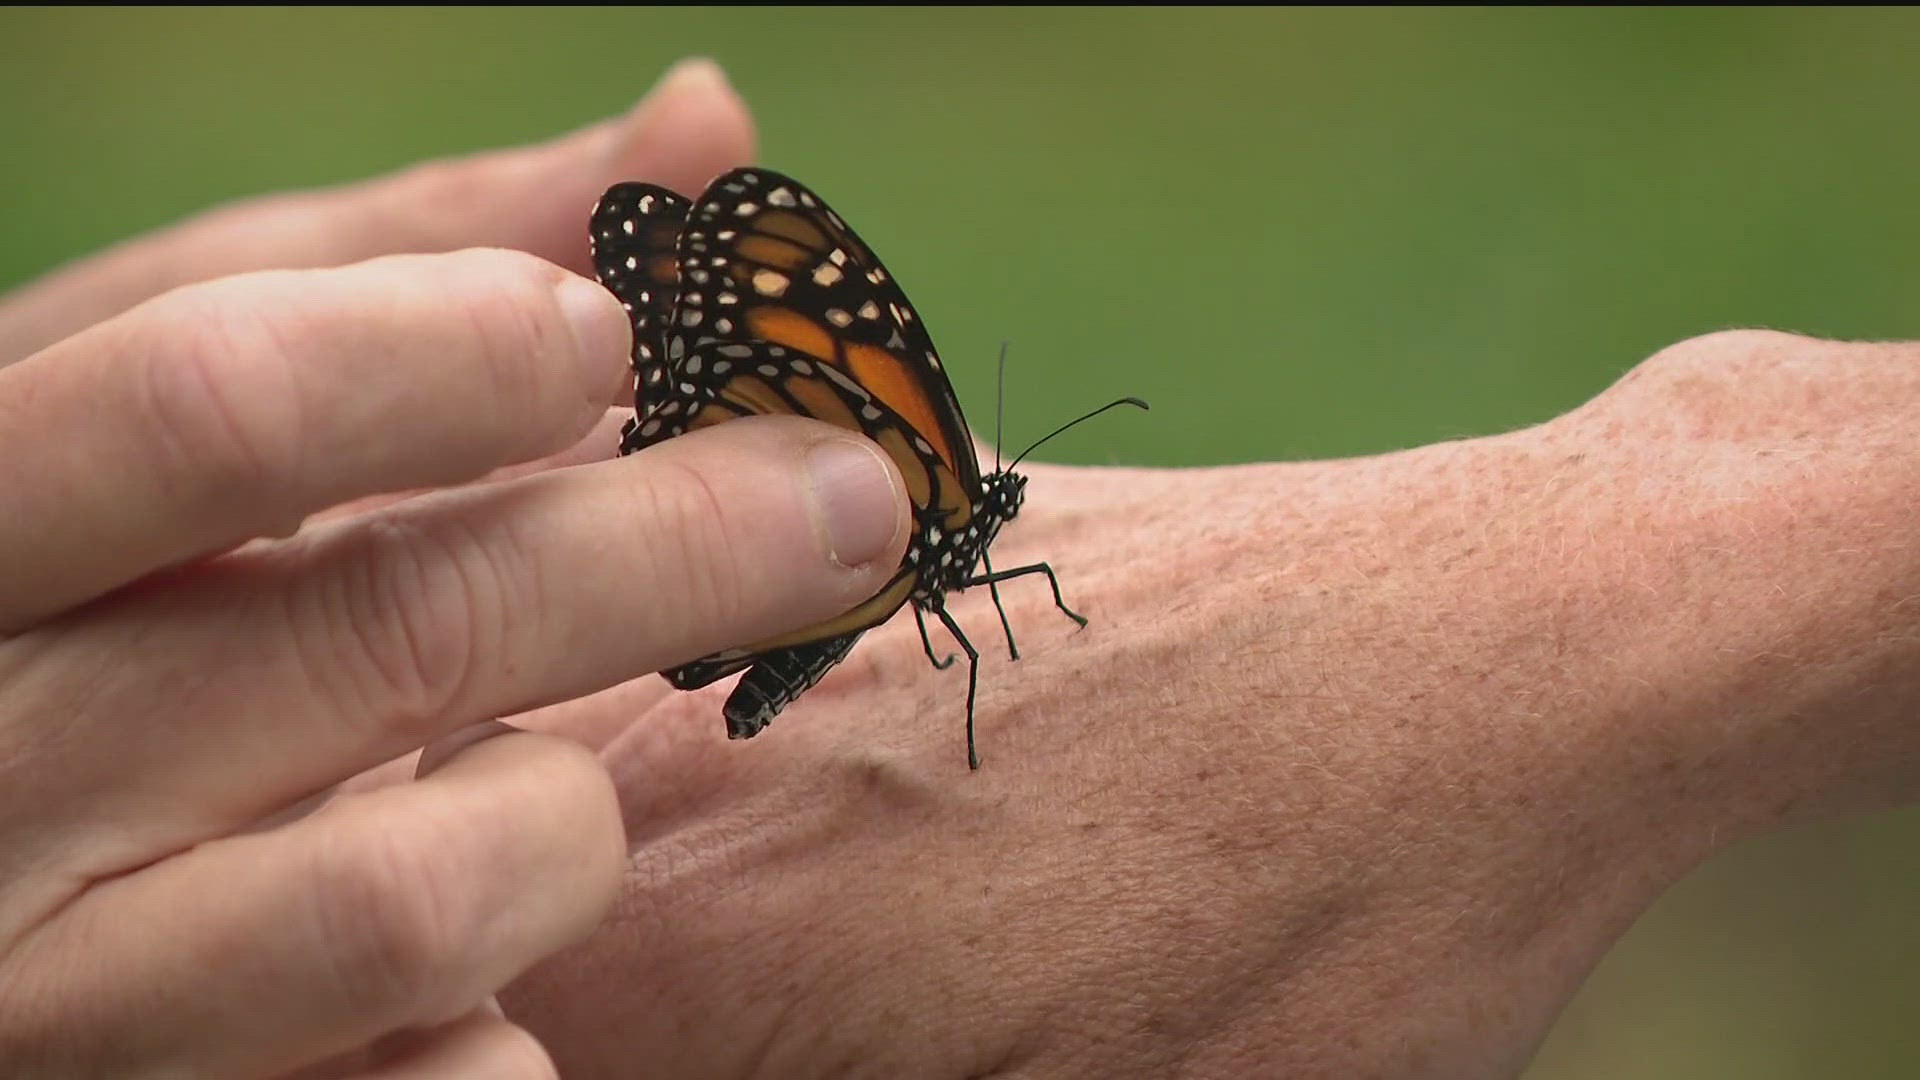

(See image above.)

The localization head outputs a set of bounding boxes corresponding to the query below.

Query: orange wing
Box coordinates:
[668,168,983,493]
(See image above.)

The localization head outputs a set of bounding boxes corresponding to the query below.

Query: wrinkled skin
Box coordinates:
[506,331,1920,1078]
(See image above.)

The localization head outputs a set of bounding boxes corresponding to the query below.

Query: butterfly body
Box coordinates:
[590,167,1115,767]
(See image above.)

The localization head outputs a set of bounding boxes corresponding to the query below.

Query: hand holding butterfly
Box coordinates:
[0,62,914,1079]
[494,330,1920,1077]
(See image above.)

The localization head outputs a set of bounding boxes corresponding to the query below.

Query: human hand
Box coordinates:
[499,330,1920,1077]
[0,61,914,1079]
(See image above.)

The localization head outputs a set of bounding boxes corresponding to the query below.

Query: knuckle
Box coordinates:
[137,280,310,502]
[1569,328,1841,432]
[1641,327,1827,375]
[431,249,577,431]
[296,512,520,728]
[631,460,753,633]
[306,820,477,1015]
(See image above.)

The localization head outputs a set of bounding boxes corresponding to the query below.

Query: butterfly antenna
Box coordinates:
[994,341,1009,474]
[1007,397,1150,472]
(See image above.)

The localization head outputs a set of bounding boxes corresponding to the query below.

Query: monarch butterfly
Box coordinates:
[590,167,1142,768]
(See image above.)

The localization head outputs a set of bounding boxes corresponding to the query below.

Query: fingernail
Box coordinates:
[416,720,517,779]
[622,57,731,135]
[553,275,631,396]
[806,438,902,568]
[656,56,731,98]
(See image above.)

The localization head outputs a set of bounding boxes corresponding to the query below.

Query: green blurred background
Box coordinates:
[7,7,1920,1075]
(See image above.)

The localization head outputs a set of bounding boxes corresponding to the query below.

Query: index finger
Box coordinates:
[0,249,630,631]
[0,57,753,363]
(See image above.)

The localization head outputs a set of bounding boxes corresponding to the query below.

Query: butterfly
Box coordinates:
[590,167,1143,768]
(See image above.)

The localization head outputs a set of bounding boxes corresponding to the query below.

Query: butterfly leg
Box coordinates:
[914,605,956,669]
[930,603,983,770]
[978,551,1020,661]
[961,561,1088,630]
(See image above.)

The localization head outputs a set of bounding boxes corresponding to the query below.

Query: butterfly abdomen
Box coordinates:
[721,632,863,739]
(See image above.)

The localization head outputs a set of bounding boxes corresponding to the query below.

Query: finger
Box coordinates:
[0,248,630,631]
[519,670,679,757]
[353,1010,557,1080]
[328,668,650,819]
[316,405,634,526]
[4,416,908,883]
[0,56,753,362]
[0,731,619,1080]
[489,404,631,474]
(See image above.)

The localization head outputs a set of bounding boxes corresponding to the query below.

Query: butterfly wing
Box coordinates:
[669,168,985,496]
[589,181,689,434]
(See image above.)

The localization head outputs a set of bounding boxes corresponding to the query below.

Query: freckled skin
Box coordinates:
[505,330,1920,1078]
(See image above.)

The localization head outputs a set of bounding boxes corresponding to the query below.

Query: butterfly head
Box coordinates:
[934,469,1025,592]
[979,469,1026,531]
